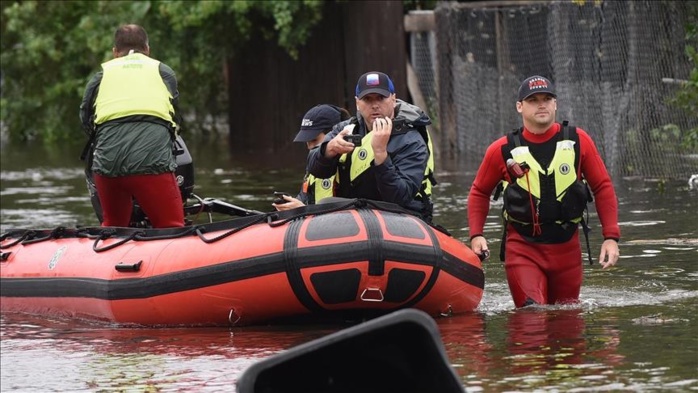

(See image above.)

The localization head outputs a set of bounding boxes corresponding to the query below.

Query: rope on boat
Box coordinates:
[75,228,101,239]
[93,230,145,253]
[0,230,35,249]
[133,226,198,241]
[267,199,361,228]
[0,199,443,250]
[196,214,269,243]
[195,199,378,243]
[20,226,67,245]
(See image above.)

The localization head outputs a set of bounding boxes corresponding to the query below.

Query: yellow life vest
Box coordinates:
[337,128,436,200]
[508,139,577,201]
[304,173,335,204]
[498,123,594,262]
[339,132,374,182]
[94,53,175,126]
[422,128,436,198]
[502,125,588,226]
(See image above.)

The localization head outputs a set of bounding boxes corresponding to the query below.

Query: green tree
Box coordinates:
[0,0,324,142]
[669,1,698,152]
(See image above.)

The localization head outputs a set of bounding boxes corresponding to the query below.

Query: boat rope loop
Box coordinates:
[194,199,370,243]
[133,226,197,241]
[267,199,361,228]
[0,199,429,251]
[93,229,145,253]
[75,228,102,239]
[1,227,96,247]
[0,230,35,249]
[195,214,268,244]
[20,226,68,245]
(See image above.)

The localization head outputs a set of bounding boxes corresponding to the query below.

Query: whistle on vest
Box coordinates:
[506,159,529,179]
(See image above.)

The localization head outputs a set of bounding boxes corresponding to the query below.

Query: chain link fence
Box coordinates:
[408,1,697,180]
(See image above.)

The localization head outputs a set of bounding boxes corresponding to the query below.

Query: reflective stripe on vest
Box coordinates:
[95,53,175,125]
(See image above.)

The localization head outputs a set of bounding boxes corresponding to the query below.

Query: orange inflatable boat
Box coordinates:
[0,199,484,327]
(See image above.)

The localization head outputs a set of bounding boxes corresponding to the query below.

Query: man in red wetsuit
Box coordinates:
[468,75,620,308]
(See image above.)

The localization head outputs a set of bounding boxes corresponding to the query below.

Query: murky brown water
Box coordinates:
[1,139,697,391]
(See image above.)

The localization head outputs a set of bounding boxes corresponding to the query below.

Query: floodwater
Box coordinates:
[1,139,697,392]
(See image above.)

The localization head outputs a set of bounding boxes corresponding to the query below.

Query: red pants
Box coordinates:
[504,226,583,307]
[94,173,184,228]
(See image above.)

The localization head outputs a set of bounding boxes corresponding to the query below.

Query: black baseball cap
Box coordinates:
[517,75,556,101]
[355,71,395,99]
[293,104,342,143]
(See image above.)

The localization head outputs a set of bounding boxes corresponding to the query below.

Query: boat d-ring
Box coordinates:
[360,287,384,302]
[440,304,453,317]
[228,308,241,326]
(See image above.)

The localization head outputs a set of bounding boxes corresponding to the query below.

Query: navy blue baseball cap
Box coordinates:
[355,71,395,99]
[517,75,556,101]
[293,104,343,143]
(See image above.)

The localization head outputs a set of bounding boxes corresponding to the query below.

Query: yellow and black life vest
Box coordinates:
[495,122,594,263]
[503,125,586,224]
[94,53,175,127]
[336,117,437,202]
[303,173,335,204]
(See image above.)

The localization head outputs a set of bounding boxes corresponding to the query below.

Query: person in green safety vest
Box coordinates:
[80,24,184,228]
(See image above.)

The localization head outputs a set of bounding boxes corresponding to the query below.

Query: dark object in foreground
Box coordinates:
[273,191,291,205]
[236,309,465,393]
[343,133,362,146]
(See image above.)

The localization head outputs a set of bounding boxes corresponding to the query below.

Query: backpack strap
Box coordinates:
[581,217,593,265]
[560,120,594,264]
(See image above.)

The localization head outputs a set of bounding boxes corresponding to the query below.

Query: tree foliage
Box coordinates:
[670,1,698,152]
[0,0,324,142]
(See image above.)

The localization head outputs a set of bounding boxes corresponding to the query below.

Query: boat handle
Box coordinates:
[0,251,11,261]
[114,260,143,272]
[360,287,384,302]
[228,309,241,326]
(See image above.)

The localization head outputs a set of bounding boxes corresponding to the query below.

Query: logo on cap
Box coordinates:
[301,118,313,127]
[518,75,556,101]
[529,77,549,90]
[366,73,381,86]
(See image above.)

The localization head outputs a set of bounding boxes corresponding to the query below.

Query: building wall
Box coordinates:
[227,1,407,153]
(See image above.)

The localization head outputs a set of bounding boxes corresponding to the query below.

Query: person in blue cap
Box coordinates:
[274,104,350,211]
[468,75,620,308]
[306,71,437,222]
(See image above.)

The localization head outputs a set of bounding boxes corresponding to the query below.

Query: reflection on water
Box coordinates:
[3,301,696,392]
[1,140,697,391]
[1,313,330,392]
[474,307,626,391]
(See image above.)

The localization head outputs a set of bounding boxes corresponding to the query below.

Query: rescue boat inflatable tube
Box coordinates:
[0,199,484,327]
